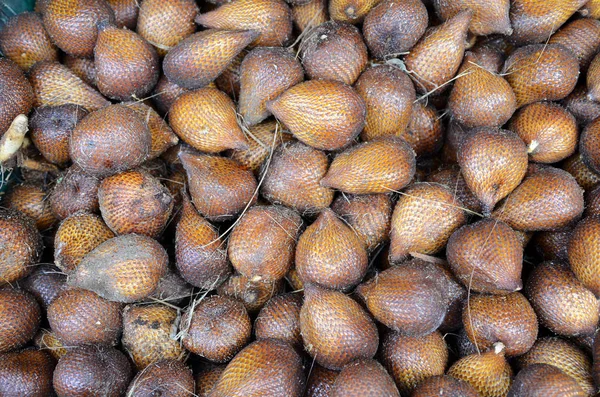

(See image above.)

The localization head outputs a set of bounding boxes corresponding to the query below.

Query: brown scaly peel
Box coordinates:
[586,185,600,217]
[292,0,328,33]
[305,364,339,397]
[0,209,43,285]
[107,0,139,29]
[568,216,600,297]
[196,366,225,397]
[152,74,189,114]
[126,360,195,397]
[329,0,380,24]
[433,0,511,36]
[254,292,303,347]
[21,265,68,309]
[49,166,100,220]
[64,55,97,87]
[123,101,178,160]
[217,273,284,313]
[3,183,57,231]
[580,117,600,174]
[0,289,41,353]
[562,85,600,126]
[0,58,34,135]
[562,152,600,192]
[508,364,587,397]
[0,350,55,397]
[412,375,480,397]
[588,53,600,101]
[532,227,573,261]
[549,18,600,71]
[403,102,445,156]
[215,49,246,99]
[330,359,400,397]
[426,166,482,213]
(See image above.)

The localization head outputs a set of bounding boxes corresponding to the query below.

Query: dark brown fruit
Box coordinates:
[69,234,168,303]
[380,330,448,394]
[0,58,34,135]
[144,268,193,305]
[296,209,368,290]
[218,274,284,313]
[292,0,328,32]
[229,120,292,172]
[508,363,587,397]
[53,345,132,397]
[0,289,41,353]
[562,86,600,126]
[63,55,97,86]
[403,102,444,156]
[152,74,189,114]
[434,0,511,36]
[107,0,138,28]
[255,292,303,346]
[330,359,399,397]
[122,304,184,370]
[3,183,57,231]
[427,166,482,213]
[215,49,246,99]
[533,228,572,261]
[305,364,338,397]
[209,339,305,397]
[562,153,600,192]
[196,366,225,397]
[580,117,600,174]
[0,209,43,284]
[412,375,480,397]
[362,0,428,59]
[0,349,55,397]
[49,166,100,220]
[587,185,600,216]
[549,18,600,70]
[329,0,379,23]
[22,265,67,310]
[0,12,58,70]
[589,53,600,101]
[123,101,178,159]
[126,360,194,397]
[568,216,600,296]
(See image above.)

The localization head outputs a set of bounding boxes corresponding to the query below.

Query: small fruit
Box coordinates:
[305,364,338,397]
[292,0,328,32]
[3,183,57,231]
[107,0,139,29]
[562,152,600,192]
[0,289,41,353]
[22,265,68,309]
[218,273,284,313]
[549,18,600,70]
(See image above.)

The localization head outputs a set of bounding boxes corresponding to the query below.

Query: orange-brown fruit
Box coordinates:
[355,64,415,141]
[152,74,189,114]
[209,339,305,397]
[68,234,168,303]
[255,292,303,346]
[434,0,511,36]
[389,183,467,263]
[22,265,68,309]
[0,58,34,134]
[380,330,448,394]
[0,349,55,397]
[329,0,380,23]
[296,209,368,290]
[509,0,588,45]
[437,262,468,332]
[588,52,600,101]
[123,101,178,159]
[305,364,338,397]
[582,0,600,17]
[267,80,366,150]
[0,209,43,285]
[300,20,367,85]
[169,88,248,153]
[427,166,482,213]
[126,360,194,397]
[239,47,303,126]
[510,102,578,163]
[525,261,598,337]
[562,85,600,126]
[563,152,600,192]
[568,216,600,296]
[549,18,600,71]
[94,24,159,100]
[322,136,415,194]
[98,170,173,238]
[449,52,516,128]
[517,337,595,395]
[0,12,58,70]
[403,102,444,156]
[300,284,379,370]
[70,104,151,177]
[3,183,57,231]
[0,289,41,353]
[362,0,428,59]
[182,295,251,363]
[196,366,225,397]
[492,167,584,231]
[503,44,580,108]
[448,343,513,397]
[175,192,230,290]
[412,375,480,397]
[49,166,100,220]
[180,151,257,221]
[463,292,538,356]
[330,359,400,397]
[441,119,470,163]
[228,120,291,172]
[404,10,472,94]
[53,345,132,397]
[28,61,108,111]
[447,218,523,294]
[218,273,284,313]
[229,205,302,283]
[331,193,392,251]
[163,29,258,90]
[107,0,138,28]
[63,55,96,86]
[357,260,450,335]
[195,0,292,47]
[587,185,600,216]
[580,117,600,174]
[136,0,198,56]
[261,141,334,213]
[292,0,328,32]
[508,363,587,397]
[34,330,67,360]
[458,127,528,214]
[43,0,115,58]
[47,287,122,346]
[533,228,572,261]
[122,304,184,370]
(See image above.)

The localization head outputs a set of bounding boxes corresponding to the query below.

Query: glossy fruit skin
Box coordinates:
[0,209,43,285]
[304,364,338,397]
[568,216,600,296]
[0,289,41,353]
[508,363,587,397]
[0,349,56,397]
[562,86,600,126]
[330,359,400,397]
[64,55,97,86]
[0,58,34,135]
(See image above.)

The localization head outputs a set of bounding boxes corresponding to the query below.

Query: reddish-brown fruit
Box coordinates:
[69,234,168,303]
[588,53,600,101]
[48,288,122,346]
[563,152,600,191]
[380,331,448,394]
[508,363,587,397]
[49,166,100,220]
[180,151,257,221]
[196,366,225,397]
[434,0,511,36]
[492,167,584,231]
[510,102,578,163]
[0,349,55,397]
[239,47,303,126]
[300,21,367,85]
[568,216,600,296]
[292,0,328,32]
[229,205,302,282]
[389,183,467,263]
[144,268,193,305]
[0,289,41,353]
[362,0,428,59]
[329,0,380,23]
[404,10,472,94]
[549,18,600,71]
[330,359,399,397]
[63,55,96,86]
[412,375,480,397]
[441,119,470,163]
[448,343,513,397]
[229,120,292,172]
[22,265,68,309]
[122,304,184,370]
[107,0,138,28]
[3,183,57,231]
[0,58,34,134]
[255,292,303,346]
[123,101,178,159]
[580,117,600,174]
[213,50,245,100]
[0,209,43,285]
[163,29,258,90]
[209,339,305,397]
[152,74,189,114]
[562,85,600,126]
[0,12,58,70]
[53,345,132,397]
[427,166,482,213]
[437,262,468,332]
[218,273,284,313]
[458,127,528,214]
[126,360,194,397]
[533,228,572,261]
[517,337,595,395]
[136,0,198,56]
[449,52,516,128]
[403,102,444,156]
[296,209,368,290]
[526,261,598,337]
[267,80,366,150]
[169,88,248,153]
[261,141,334,213]
[587,185,600,216]
[300,284,379,370]
[175,193,230,290]
[503,44,580,108]
[447,218,523,294]
[305,364,338,397]
[195,0,292,47]
[43,0,115,57]
[509,0,588,45]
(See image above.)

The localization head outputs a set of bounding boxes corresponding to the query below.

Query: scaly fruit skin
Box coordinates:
[126,360,194,397]
[412,375,480,397]
[49,166,100,220]
[549,18,600,71]
[589,52,600,102]
[254,293,303,347]
[3,183,57,231]
[562,86,600,126]
[0,349,56,397]
[568,216,600,297]
[0,209,43,285]
[123,101,178,159]
[580,117,600,174]
[0,289,41,353]
[22,265,68,309]
[292,0,328,32]
[107,0,139,29]
[434,0,511,36]
[305,364,338,397]
[404,102,444,156]
[508,364,587,397]
[562,153,600,192]
[217,274,284,313]
[427,166,482,213]
[0,58,34,135]
[330,359,400,397]
[329,0,381,24]
[196,366,225,397]
[64,55,97,86]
